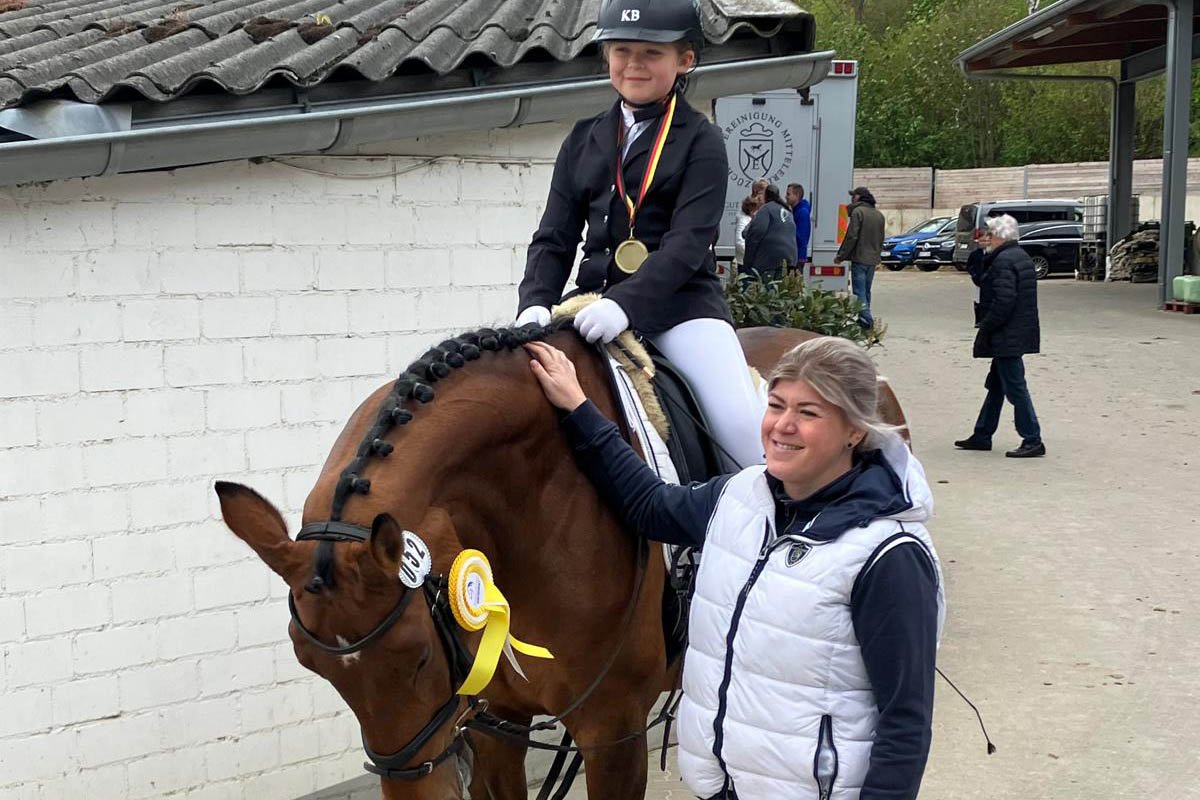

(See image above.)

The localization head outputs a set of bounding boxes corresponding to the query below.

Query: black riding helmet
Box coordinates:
[593,0,706,53]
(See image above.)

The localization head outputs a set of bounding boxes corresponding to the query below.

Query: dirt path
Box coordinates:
[552,271,1200,799]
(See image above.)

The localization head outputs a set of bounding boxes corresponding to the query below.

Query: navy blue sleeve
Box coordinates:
[561,400,730,547]
[852,542,939,800]
[965,248,986,286]
[518,133,586,312]
[979,260,1016,332]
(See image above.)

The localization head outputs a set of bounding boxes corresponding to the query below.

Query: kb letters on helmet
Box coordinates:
[621,9,641,21]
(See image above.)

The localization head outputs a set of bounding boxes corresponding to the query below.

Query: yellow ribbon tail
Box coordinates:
[450,557,554,695]
[508,637,553,660]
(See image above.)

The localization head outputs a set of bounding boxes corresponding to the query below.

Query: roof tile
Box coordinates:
[0,0,808,110]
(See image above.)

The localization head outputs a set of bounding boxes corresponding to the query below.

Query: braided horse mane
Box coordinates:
[325,319,577,522]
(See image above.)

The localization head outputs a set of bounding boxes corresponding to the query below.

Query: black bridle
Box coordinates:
[289,517,657,791]
[292,521,476,781]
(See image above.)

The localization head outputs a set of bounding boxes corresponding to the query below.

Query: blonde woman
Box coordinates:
[526,336,945,800]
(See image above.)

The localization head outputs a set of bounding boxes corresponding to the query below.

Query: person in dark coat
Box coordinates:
[514,0,764,469]
[742,184,798,280]
[836,186,886,330]
[955,214,1046,458]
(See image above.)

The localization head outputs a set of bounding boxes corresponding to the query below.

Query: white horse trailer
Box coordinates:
[713,60,860,292]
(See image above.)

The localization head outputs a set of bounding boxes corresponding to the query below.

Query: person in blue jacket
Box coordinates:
[525,335,945,800]
[787,182,812,265]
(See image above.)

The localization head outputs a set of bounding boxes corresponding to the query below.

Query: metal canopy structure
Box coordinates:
[956,0,1197,305]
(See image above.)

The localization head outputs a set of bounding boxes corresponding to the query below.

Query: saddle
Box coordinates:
[551,294,732,664]
[642,347,725,664]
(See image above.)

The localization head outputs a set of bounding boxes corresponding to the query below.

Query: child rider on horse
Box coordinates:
[514,0,764,469]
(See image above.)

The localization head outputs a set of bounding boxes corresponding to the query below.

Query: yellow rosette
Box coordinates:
[449,549,553,695]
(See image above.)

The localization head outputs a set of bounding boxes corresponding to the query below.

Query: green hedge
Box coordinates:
[724,271,885,348]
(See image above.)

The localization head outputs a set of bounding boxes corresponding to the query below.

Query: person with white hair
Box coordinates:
[954,213,1045,458]
[526,335,944,800]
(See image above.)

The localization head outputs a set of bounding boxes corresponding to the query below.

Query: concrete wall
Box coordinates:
[0,121,569,799]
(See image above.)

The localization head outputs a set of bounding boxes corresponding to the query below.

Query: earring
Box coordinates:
[847,442,854,449]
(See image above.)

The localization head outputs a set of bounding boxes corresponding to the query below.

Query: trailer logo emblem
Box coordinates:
[721,110,795,189]
[738,121,774,178]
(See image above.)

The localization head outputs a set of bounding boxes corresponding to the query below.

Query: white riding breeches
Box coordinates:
[648,317,766,470]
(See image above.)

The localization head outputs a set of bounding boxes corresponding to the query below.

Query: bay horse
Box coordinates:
[215,323,908,800]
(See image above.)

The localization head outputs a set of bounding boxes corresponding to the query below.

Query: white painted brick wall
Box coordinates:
[0,123,567,799]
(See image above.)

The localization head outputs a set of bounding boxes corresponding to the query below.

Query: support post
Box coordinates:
[1159,0,1192,304]
[1110,63,1136,250]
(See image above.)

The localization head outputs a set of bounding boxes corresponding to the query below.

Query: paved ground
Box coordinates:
[551,270,1200,799]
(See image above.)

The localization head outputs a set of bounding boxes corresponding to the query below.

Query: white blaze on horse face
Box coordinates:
[335,637,361,666]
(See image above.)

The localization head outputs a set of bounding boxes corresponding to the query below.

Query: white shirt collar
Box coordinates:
[620,103,652,159]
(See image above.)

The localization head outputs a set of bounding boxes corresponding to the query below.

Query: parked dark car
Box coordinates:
[915,221,1082,277]
[911,232,957,271]
[953,199,1083,267]
[881,216,953,270]
[1016,221,1083,278]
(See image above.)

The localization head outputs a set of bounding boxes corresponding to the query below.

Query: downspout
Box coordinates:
[1150,0,1192,302]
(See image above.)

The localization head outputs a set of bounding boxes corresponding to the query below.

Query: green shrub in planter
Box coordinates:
[724,271,885,348]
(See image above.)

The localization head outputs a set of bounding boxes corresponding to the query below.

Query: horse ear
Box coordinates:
[215,481,303,580]
[368,513,405,573]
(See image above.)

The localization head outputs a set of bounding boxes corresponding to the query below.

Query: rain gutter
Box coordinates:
[955,64,1117,107]
[0,51,833,187]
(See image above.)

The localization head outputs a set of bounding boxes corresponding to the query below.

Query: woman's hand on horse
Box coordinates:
[525,342,588,412]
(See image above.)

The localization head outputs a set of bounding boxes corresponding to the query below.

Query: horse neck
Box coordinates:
[341,333,620,569]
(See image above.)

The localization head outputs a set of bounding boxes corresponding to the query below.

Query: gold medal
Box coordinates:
[615,237,650,274]
[613,93,677,277]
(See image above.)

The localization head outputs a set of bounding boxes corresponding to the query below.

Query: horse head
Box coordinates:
[216,480,474,800]
[214,322,611,799]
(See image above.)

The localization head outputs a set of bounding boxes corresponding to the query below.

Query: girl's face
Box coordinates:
[606,41,695,106]
[761,379,862,500]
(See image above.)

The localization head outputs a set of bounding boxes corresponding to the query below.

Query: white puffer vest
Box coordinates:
[676,434,945,800]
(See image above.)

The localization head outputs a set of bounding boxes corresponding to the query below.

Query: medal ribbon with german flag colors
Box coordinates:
[448,549,553,696]
[615,92,678,240]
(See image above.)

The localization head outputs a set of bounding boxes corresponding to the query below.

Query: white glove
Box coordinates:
[515,305,551,327]
[573,298,629,344]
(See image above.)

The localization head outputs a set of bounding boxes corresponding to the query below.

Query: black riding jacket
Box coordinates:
[742,199,799,274]
[974,241,1041,358]
[517,96,732,335]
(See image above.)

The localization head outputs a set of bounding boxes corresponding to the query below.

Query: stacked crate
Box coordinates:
[1078,195,1108,280]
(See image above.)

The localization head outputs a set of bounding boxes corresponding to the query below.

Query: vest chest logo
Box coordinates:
[785,542,811,567]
